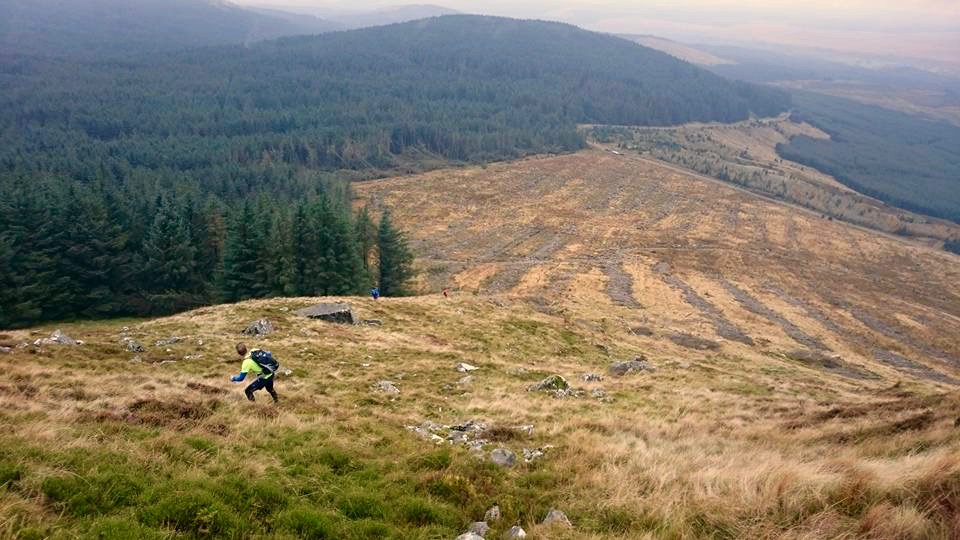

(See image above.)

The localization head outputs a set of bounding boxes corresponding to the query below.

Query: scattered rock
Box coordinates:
[0,346,11,354]
[630,326,654,336]
[582,373,603,382]
[522,447,551,462]
[468,521,490,536]
[123,338,145,353]
[591,388,607,399]
[275,367,294,378]
[129,355,143,364]
[456,362,479,373]
[295,303,356,324]
[529,375,572,397]
[34,329,79,346]
[458,376,474,386]
[358,319,383,326]
[242,319,274,336]
[502,525,527,539]
[609,357,656,376]
[158,360,177,366]
[490,448,516,467]
[542,509,572,527]
[120,326,130,333]
[154,337,184,346]
[516,425,534,436]
[485,505,501,522]
[374,381,400,395]
[457,533,484,540]
[183,354,204,361]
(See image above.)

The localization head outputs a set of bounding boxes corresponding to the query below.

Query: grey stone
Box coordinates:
[529,375,570,393]
[0,346,11,354]
[375,380,400,395]
[468,522,490,536]
[295,303,356,324]
[154,336,184,346]
[490,448,516,467]
[457,533,484,540]
[275,367,294,377]
[542,509,572,527]
[34,329,78,346]
[522,448,546,462]
[123,338,145,353]
[358,319,383,326]
[609,357,656,376]
[484,505,501,522]
[591,388,607,399]
[516,425,534,436]
[502,526,527,539]
[242,319,274,336]
[582,373,603,382]
[455,362,479,373]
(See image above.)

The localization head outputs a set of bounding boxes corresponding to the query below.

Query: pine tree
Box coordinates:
[355,206,377,274]
[140,197,200,312]
[377,210,415,297]
[221,201,260,302]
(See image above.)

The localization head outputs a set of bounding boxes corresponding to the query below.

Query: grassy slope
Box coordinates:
[4,150,960,538]
[3,295,959,539]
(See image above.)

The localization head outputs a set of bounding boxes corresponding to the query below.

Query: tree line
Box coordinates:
[0,172,413,329]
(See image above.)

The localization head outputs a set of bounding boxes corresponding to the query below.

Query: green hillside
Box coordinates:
[779,92,960,222]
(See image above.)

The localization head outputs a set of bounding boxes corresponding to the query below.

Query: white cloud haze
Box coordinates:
[236,0,960,62]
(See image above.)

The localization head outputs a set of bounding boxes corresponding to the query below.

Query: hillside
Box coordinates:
[0,0,339,59]
[780,92,960,222]
[586,115,960,246]
[4,151,960,538]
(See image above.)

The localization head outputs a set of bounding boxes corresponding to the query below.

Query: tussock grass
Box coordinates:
[1,295,959,538]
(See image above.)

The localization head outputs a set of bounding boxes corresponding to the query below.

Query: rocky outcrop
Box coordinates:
[542,509,572,527]
[490,448,516,467]
[34,329,78,346]
[374,380,400,395]
[528,375,571,397]
[609,357,656,376]
[122,337,145,352]
[242,319,274,336]
[295,303,355,324]
[502,526,527,539]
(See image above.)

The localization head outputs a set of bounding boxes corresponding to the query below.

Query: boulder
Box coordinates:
[457,533,484,540]
[502,526,527,539]
[468,521,490,536]
[609,357,656,376]
[484,505,502,522]
[529,375,569,392]
[34,329,78,346]
[455,362,479,373]
[295,303,356,324]
[528,375,572,397]
[490,448,516,468]
[542,509,572,527]
[242,319,274,336]
[375,380,400,395]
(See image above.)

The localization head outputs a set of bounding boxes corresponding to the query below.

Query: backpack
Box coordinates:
[251,349,279,376]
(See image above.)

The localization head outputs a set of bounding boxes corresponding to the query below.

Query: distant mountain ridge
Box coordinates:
[0,0,340,58]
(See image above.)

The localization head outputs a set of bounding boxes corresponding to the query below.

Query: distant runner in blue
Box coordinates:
[371,287,381,300]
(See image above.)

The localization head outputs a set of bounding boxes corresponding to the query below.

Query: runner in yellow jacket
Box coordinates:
[230,343,279,402]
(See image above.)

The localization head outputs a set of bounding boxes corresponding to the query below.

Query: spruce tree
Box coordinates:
[221,202,260,302]
[140,197,200,312]
[377,210,415,297]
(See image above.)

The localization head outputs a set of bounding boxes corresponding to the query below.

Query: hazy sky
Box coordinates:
[237,0,960,63]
